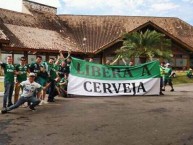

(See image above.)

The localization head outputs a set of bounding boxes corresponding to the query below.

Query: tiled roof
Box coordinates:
[59,15,125,53]
[0,6,193,54]
[0,8,81,52]
[0,29,9,44]
[4,24,77,51]
[59,15,193,53]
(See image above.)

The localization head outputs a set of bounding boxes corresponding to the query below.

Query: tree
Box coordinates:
[116,29,172,63]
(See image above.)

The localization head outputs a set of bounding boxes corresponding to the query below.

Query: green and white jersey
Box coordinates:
[42,61,51,75]
[42,62,58,80]
[164,68,172,80]
[50,64,58,80]
[160,66,165,77]
[59,77,68,89]
[15,64,28,82]
[20,80,42,97]
[29,62,41,76]
[0,63,15,82]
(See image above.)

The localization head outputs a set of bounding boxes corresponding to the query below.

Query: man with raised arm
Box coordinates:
[0,56,15,108]
[46,50,70,102]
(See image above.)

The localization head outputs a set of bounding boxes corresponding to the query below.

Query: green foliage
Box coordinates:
[173,72,193,84]
[0,82,4,92]
[117,29,172,63]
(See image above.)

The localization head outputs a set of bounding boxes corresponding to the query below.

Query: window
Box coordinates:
[1,54,11,63]
[14,54,24,64]
[28,55,36,64]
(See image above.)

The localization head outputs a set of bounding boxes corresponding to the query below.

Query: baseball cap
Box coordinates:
[165,63,170,66]
[29,73,36,77]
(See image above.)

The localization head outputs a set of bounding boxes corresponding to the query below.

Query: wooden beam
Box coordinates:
[101,52,106,64]
[187,55,190,68]
[24,51,28,64]
[1,46,84,55]
[46,53,49,61]
[12,52,14,63]
[0,44,2,60]
[0,39,9,44]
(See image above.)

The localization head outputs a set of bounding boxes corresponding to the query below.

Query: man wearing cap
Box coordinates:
[163,63,174,92]
[14,57,29,103]
[1,73,42,114]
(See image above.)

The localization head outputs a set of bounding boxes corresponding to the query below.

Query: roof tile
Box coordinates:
[0,7,193,53]
[59,15,193,53]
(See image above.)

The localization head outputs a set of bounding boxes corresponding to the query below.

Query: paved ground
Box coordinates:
[0,84,193,145]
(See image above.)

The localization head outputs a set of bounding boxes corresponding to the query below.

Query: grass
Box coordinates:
[0,72,192,92]
[0,82,3,92]
[173,71,193,85]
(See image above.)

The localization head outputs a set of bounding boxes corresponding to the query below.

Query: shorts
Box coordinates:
[164,79,173,86]
[39,77,47,86]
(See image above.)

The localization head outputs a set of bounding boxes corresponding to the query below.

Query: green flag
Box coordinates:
[68,57,160,96]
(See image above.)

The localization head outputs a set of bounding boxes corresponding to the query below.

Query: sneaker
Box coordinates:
[1,108,7,114]
[39,100,43,106]
[29,106,36,111]
[170,89,174,92]
[43,100,48,104]
[7,103,13,107]
[22,103,28,108]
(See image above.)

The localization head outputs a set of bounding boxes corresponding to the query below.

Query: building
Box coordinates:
[0,0,193,69]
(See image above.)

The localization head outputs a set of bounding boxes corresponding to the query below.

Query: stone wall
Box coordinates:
[23,0,57,14]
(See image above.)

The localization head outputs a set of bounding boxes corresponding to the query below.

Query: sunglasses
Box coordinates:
[21,60,26,61]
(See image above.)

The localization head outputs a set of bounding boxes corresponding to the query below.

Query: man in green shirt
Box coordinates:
[57,73,68,97]
[163,63,174,92]
[44,58,59,102]
[14,57,28,103]
[44,50,69,102]
[0,56,15,108]
[29,56,42,84]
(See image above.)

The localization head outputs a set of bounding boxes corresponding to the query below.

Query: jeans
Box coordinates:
[3,81,14,108]
[7,96,40,111]
[48,80,57,101]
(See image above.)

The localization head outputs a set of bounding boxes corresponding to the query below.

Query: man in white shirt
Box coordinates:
[1,73,42,114]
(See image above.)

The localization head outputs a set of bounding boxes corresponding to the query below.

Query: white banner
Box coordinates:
[67,74,160,96]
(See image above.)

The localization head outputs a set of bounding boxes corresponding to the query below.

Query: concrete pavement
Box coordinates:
[0,84,193,145]
[0,92,4,97]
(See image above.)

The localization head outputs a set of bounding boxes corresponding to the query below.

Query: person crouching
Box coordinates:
[1,73,42,114]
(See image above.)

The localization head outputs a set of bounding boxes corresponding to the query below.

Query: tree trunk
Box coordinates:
[139,56,147,64]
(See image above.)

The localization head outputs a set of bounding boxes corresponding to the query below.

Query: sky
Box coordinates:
[0,0,192,25]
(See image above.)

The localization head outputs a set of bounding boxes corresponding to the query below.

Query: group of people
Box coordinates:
[1,51,71,114]
[160,62,175,95]
[0,53,177,113]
